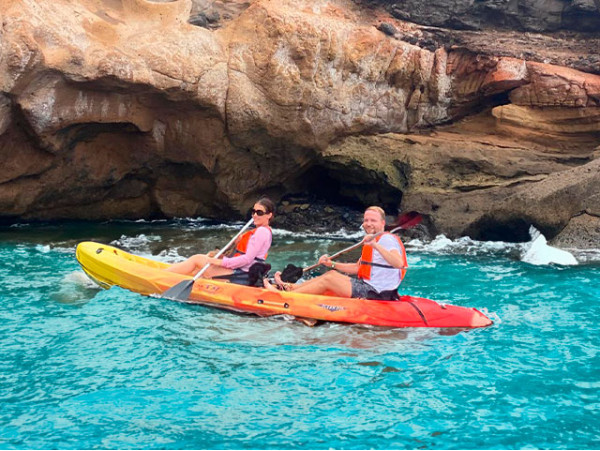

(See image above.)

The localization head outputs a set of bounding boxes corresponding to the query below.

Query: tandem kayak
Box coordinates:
[75,241,493,329]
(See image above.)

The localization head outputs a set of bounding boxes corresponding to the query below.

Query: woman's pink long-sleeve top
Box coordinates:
[221,226,272,272]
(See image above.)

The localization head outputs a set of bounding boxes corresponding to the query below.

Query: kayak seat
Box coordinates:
[213,262,271,287]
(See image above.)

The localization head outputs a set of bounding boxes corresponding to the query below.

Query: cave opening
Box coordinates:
[284,165,403,215]
[467,215,531,242]
[488,90,512,109]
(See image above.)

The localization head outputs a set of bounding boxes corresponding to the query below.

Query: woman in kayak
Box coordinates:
[167,197,274,285]
[264,206,407,300]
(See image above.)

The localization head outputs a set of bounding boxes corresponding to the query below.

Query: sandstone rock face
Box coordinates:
[322,122,599,241]
[0,0,598,247]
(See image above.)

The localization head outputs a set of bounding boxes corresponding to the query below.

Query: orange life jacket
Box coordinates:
[357,233,407,281]
[233,226,271,261]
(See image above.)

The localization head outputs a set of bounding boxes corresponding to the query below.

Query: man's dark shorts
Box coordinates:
[350,278,399,301]
[351,278,376,299]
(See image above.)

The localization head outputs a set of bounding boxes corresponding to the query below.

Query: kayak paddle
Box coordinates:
[279,211,422,283]
[162,217,255,301]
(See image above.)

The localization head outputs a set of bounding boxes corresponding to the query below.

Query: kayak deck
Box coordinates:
[75,241,493,329]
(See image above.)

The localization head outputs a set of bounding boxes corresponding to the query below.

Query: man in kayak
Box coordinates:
[264,206,407,300]
[167,197,275,285]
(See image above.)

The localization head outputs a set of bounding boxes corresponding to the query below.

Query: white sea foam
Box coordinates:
[403,230,600,265]
[51,270,102,304]
[405,255,437,269]
[64,270,99,289]
[54,218,598,264]
[112,233,161,248]
[127,217,366,240]
[485,309,502,326]
[110,234,175,262]
[520,226,578,266]
[155,247,183,263]
[406,234,522,257]
[405,228,597,265]
[273,227,364,241]
[566,248,600,264]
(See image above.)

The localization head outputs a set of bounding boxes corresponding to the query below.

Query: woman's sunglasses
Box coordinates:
[251,209,268,216]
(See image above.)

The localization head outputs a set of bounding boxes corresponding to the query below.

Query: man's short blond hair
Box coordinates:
[365,206,386,220]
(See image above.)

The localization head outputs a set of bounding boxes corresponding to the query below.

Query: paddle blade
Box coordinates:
[280,264,303,283]
[387,211,422,231]
[398,212,422,229]
[162,279,195,301]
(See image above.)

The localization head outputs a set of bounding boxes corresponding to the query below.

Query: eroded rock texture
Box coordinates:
[0,0,598,246]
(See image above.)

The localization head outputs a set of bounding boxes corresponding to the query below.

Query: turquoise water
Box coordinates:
[1,221,599,449]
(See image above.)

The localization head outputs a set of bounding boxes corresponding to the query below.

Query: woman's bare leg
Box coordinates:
[200,265,234,279]
[167,255,234,279]
[167,254,210,275]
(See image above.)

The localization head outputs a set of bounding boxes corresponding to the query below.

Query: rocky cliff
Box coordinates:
[0,0,598,246]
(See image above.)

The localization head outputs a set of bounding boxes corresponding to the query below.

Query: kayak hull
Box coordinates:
[75,241,493,329]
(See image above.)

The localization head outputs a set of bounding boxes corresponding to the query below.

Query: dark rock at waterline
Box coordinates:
[188,13,208,28]
[273,198,433,242]
[274,200,363,233]
[377,22,397,36]
[380,0,600,33]
[189,10,221,29]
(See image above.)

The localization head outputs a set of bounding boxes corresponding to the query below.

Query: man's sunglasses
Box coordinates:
[251,209,268,216]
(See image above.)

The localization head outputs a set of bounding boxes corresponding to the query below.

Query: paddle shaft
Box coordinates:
[192,218,254,281]
[162,217,256,300]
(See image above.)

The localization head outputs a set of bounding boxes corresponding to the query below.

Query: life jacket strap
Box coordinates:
[233,249,265,263]
[359,260,394,269]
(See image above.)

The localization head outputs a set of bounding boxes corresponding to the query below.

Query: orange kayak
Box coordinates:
[75,241,493,329]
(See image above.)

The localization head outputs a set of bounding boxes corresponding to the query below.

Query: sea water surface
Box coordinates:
[1,220,599,449]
